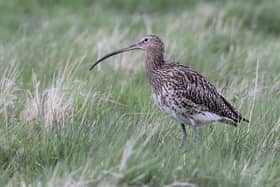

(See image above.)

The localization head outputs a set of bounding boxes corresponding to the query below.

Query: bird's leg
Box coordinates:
[190,119,199,143]
[180,123,187,145]
[192,127,199,143]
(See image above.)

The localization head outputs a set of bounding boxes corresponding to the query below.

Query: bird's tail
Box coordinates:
[220,96,249,126]
[221,116,249,127]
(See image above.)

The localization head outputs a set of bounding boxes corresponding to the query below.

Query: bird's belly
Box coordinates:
[152,93,222,126]
[152,93,192,124]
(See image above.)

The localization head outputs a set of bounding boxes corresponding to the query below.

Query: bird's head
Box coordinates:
[89,35,164,70]
[134,35,164,50]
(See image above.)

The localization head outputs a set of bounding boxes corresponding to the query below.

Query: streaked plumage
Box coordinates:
[90,34,249,144]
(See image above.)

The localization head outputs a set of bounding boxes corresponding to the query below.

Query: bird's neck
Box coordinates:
[144,48,164,79]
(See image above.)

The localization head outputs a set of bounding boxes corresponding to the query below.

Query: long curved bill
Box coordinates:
[89,43,139,70]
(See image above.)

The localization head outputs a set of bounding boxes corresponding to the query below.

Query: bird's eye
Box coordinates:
[144,38,149,42]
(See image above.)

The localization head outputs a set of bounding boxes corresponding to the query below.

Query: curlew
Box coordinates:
[90,35,249,144]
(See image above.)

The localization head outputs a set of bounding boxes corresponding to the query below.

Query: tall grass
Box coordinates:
[0,0,279,186]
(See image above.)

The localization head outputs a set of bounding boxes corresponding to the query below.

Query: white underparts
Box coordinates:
[191,112,222,127]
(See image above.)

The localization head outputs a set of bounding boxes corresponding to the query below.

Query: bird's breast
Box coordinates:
[152,92,177,118]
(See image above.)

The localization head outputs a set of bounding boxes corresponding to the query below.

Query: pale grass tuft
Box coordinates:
[21,73,42,125]
[43,79,75,129]
[21,72,75,129]
[20,56,84,129]
[0,64,18,127]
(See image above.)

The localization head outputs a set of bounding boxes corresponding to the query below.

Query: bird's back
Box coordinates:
[150,62,248,126]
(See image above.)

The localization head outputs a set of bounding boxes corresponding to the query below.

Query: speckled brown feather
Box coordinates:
[150,63,248,125]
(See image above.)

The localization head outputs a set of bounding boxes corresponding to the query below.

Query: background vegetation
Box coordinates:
[0,0,279,186]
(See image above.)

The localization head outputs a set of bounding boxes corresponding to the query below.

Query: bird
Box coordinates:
[89,34,249,145]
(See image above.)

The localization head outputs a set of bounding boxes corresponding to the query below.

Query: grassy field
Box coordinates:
[0,0,280,186]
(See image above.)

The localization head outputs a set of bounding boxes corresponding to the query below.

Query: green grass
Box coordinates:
[0,0,280,186]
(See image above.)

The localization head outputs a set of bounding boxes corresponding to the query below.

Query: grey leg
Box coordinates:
[189,119,199,143]
[180,123,187,145]
[192,127,199,143]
